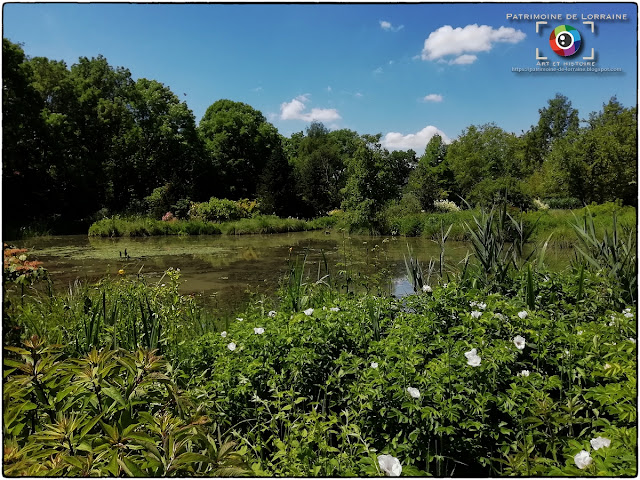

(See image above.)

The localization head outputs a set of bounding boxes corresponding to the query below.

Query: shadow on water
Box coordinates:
[13,232,574,317]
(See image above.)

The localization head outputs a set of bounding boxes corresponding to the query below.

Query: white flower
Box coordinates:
[254,327,265,335]
[371,362,379,369]
[608,321,615,326]
[268,311,276,318]
[629,337,636,344]
[330,306,340,312]
[236,317,244,322]
[304,308,314,316]
[477,302,487,310]
[624,312,633,318]
[378,454,402,477]
[470,301,477,307]
[220,331,227,338]
[227,342,237,351]
[422,284,432,293]
[407,387,420,398]
[465,348,481,367]
[604,363,611,370]
[513,335,526,350]
[590,436,611,450]
[518,310,528,319]
[471,310,482,319]
[574,450,592,470]
[518,369,530,377]
[578,330,583,335]
[495,313,506,321]
[624,307,631,313]
[443,283,448,288]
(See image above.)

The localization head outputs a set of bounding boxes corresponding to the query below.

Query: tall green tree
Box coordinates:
[198,99,282,201]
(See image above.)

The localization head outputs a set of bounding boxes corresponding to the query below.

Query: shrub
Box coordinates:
[433,199,461,212]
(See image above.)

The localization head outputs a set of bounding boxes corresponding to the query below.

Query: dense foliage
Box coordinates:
[4,39,637,238]
[4,213,637,476]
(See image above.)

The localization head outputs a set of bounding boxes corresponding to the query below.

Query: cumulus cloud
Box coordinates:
[380,20,404,32]
[280,95,341,122]
[423,94,443,102]
[382,126,450,152]
[421,24,525,64]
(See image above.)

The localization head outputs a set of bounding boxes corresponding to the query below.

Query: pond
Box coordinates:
[13,232,574,318]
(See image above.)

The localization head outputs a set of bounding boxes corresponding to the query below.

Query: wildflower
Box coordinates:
[221,331,227,338]
[465,348,481,367]
[371,362,379,369]
[608,321,615,327]
[477,302,487,310]
[227,342,237,351]
[590,436,611,450]
[518,310,528,319]
[629,337,636,344]
[513,335,526,350]
[604,363,611,370]
[624,311,633,318]
[578,330,583,335]
[518,370,530,377]
[495,313,506,321]
[471,311,482,319]
[304,308,314,316]
[574,450,592,470]
[118,269,125,275]
[268,311,276,318]
[236,317,243,322]
[377,454,402,477]
[470,301,477,307]
[624,307,631,313]
[422,284,432,293]
[330,307,340,312]
[254,327,265,335]
[407,387,420,399]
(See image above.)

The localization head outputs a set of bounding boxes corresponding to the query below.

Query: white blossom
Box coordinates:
[574,450,592,470]
[371,362,379,369]
[629,337,636,344]
[624,311,633,318]
[470,301,477,307]
[220,331,227,338]
[604,363,611,370]
[578,330,583,335]
[330,307,340,312]
[268,311,276,318]
[518,310,528,319]
[608,321,616,326]
[378,454,402,477]
[227,342,237,351]
[304,308,314,316]
[471,310,482,319]
[477,302,487,310]
[254,327,265,335]
[518,369,530,377]
[422,284,432,293]
[236,317,244,322]
[590,436,611,450]
[513,335,526,350]
[465,348,481,367]
[407,387,420,398]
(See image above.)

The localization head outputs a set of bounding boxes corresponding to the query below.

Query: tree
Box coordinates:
[446,124,524,205]
[198,99,282,201]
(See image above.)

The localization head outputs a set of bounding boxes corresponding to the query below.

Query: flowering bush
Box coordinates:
[533,198,550,210]
[3,245,47,285]
[433,199,461,212]
[161,211,175,222]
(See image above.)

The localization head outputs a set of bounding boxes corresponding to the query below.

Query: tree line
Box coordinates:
[3,38,637,234]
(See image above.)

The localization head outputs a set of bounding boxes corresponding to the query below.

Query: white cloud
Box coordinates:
[423,94,443,103]
[327,86,332,93]
[373,66,383,74]
[449,54,477,65]
[280,95,341,122]
[421,24,526,63]
[380,20,404,32]
[354,92,363,98]
[252,86,263,92]
[382,126,450,152]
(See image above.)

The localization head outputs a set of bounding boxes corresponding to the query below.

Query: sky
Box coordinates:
[3,2,637,153]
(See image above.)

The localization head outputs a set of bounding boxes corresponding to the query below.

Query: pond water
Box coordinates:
[13,232,574,318]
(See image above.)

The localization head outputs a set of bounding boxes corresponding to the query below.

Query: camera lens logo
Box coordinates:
[549,25,582,57]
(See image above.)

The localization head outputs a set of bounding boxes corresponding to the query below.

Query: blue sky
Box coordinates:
[3,2,637,153]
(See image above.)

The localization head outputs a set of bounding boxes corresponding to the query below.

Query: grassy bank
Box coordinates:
[379,202,636,247]
[88,214,337,237]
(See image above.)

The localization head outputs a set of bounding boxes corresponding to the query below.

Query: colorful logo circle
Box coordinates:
[549,25,582,57]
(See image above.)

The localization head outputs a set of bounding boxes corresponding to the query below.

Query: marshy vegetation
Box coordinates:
[4,208,636,476]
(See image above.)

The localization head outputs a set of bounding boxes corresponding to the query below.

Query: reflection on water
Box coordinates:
[15,232,574,317]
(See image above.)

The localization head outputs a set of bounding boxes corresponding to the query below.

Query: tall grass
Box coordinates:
[88,215,337,237]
